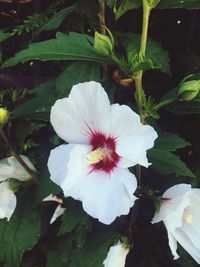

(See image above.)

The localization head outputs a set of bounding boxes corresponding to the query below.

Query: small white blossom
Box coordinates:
[43,194,65,224]
[103,241,130,267]
[48,81,157,224]
[0,155,36,182]
[0,181,16,221]
[152,184,200,264]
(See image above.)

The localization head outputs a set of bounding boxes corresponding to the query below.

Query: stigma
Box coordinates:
[86,148,106,164]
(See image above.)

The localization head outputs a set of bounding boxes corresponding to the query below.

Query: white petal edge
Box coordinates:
[166,229,179,260]
[43,194,63,204]
[50,205,66,224]
[163,184,192,199]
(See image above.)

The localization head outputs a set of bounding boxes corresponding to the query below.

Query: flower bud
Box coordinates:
[0,107,10,125]
[177,80,200,101]
[94,32,113,56]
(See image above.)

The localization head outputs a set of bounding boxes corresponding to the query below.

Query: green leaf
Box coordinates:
[154,132,190,151]
[170,96,200,114]
[3,32,113,68]
[74,222,93,249]
[0,29,11,42]
[148,148,194,177]
[69,230,118,267]
[109,0,200,18]
[47,237,72,267]
[12,80,57,121]
[0,189,40,267]
[158,0,200,9]
[117,33,170,74]
[115,0,142,20]
[39,4,77,32]
[56,62,101,96]
[106,0,117,8]
[36,168,61,203]
[58,199,91,235]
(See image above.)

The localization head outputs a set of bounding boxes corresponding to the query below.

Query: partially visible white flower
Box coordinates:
[0,155,36,182]
[103,241,130,267]
[48,81,158,224]
[0,181,16,221]
[152,183,200,264]
[43,194,66,224]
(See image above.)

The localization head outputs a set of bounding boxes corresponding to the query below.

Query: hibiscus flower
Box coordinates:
[152,183,200,263]
[48,81,157,224]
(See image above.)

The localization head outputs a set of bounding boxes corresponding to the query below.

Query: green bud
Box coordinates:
[94,31,113,56]
[178,80,200,101]
[0,107,10,125]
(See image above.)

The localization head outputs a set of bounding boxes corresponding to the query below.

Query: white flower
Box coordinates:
[103,241,130,267]
[48,81,157,224]
[152,183,200,264]
[0,155,36,182]
[0,181,16,221]
[43,194,66,224]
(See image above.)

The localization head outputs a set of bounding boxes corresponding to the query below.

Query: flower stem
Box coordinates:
[99,0,106,35]
[99,0,108,79]
[135,0,151,180]
[154,97,177,110]
[0,126,38,183]
[128,0,151,240]
[135,0,151,121]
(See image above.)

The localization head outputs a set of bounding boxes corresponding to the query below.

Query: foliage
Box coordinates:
[0,188,40,267]
[0,0,200,267]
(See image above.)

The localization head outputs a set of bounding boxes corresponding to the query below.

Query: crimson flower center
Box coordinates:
[88,132,120,173]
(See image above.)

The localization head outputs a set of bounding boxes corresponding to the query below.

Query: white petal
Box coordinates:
[163,184,191,199]
[50,205,66,224]
[116,125,157,168]
[79,168,137,224]
[110,104,141,136]
[59,144,91,199]
[173,227,200,264]
[181,193,200,248]
[48,144,75,186]
[0,181,16,221]
[152,195,190,225]
[50,81,111,143]
[43,194,63,204]
[0,155,36,182]
[103,241,129,267]
[166,229,179,260]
